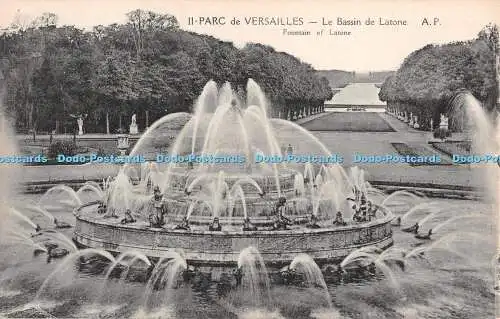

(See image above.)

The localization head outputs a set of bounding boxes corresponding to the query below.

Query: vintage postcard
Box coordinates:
[0,0,498,318]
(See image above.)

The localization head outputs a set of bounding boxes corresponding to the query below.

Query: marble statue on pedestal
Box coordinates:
[129,114,139,135]
[413,116,420,129]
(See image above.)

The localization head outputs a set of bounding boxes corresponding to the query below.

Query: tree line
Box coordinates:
[0,10,332,134]
[379,24,498,131]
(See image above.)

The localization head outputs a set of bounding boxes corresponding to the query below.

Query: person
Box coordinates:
[333,211,347,226]
[209,217,222,231]
[286,144,293,155]
[243,217,257,231]
[121,209,136,224]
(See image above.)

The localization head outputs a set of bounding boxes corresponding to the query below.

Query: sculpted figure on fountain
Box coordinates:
[146,178,153,194]
[352,209,363,223]
[97,202,107,215]
[306,214,321,229]
[175,216,190,230]
[367,202,378,221]
[243,217,257,231]
[121,209,136,224]
[359,194,368,220]
[273,197,293,230]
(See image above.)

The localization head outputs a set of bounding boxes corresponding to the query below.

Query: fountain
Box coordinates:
[72,80,394,271]
[0,81,497,318]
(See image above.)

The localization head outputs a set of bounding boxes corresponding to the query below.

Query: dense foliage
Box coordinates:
[0,10,332,133]
[379,24,498,131]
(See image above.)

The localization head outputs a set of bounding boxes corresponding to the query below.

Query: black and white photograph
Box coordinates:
[0,0,498,318]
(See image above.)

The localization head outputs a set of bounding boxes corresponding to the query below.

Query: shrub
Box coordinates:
[47,140,77,159]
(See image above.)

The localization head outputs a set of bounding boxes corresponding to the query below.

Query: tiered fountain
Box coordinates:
[73,80,393,271]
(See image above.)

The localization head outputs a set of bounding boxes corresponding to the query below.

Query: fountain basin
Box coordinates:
[73,202,393,268]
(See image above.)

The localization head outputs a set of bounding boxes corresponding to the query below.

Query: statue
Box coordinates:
[402,222,419,234]
[54,218,72,229]
[129,114,139,134]
[413,116,420,129]
[306,214,321,229]
[242,217,258,231]
[352,209,363,223]
[333,211,347,226]
[367,202,378,221]
[77,117,84,135]
[97,202,107,215]
[439,114,449,129]
[175,217,190,230]
[121,209,136,224]
[69,113,87,136]
[359,194,368,221]
[273,197,293,230]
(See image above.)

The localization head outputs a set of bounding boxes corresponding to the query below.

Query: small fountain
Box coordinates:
[234,247,272,310]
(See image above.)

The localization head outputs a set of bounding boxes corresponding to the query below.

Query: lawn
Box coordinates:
[301,112,395,132]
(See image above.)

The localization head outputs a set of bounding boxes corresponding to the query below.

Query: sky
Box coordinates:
[0,0,498,72]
